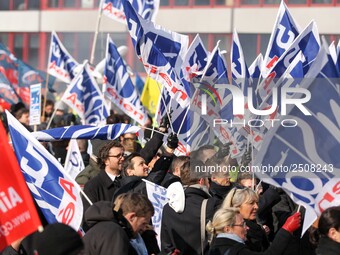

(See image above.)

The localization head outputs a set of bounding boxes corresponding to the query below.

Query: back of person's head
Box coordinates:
[180,159,208,186]
[191,145,216,163]
[169,155,190,176]
[33,223,84,255]
[10,102,26,115]
[106,113,121,124]
[311,206,340,244]
[97,140,123,169]
[77,139,88,153]
[14,107,29,120]
[222,187,258,208]
[113,192,154,218]
[205,157,230,179]
[206,208,239,237]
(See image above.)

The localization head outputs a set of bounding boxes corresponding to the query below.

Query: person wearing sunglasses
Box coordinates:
[206,208,301,255]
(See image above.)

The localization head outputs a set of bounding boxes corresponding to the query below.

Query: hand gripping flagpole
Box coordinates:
[90,0,105,65]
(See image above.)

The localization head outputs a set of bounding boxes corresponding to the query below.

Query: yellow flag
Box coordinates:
[140,76,161,116]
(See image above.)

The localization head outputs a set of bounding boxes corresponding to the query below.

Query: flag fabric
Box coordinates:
[123,0,188,72]
[102,0,159,24]
[249,54,263,80]
[6,111,84,231]
[0,43,19,90]
[262,1,300,75]
[157,86,211,156]
[182,34,208,81]
[135,72,145,95]
[140,76,161,116]
[0,120,42,251]
[18,60,55,104]
[48,31,79,83]
[104,36,148,125]
[257,21,320,105]
[231,29,251,95]
[64,140,85,180]
[253,43,340,235]
[123,0,190,107]
[31,124,140,142]
[143,179,168,248]
[61,62,109,125]
[141,38,191,108]
[0,71,21,105]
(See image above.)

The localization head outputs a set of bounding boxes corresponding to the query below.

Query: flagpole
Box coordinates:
[154,73,174,132]
[42,33,54,123]
[90,0,104,65]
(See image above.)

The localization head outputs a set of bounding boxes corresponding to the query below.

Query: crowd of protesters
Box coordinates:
[0,100,339,255]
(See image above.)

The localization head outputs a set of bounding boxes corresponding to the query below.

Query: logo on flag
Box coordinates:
[6,111,84,230]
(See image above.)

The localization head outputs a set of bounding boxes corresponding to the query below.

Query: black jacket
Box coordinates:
[245,219,270,252]
[208,228,292,255]
[161,186,216,255]
[83,170,121,210]
[83,201,137,255]
[316,237,340,255]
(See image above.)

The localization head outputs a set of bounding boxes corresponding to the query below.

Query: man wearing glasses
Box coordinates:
[82,140,125,231]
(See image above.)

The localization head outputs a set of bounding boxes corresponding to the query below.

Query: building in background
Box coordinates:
[0,0,339,78]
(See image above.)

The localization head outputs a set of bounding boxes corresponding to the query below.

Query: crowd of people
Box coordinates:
[0,100,339,255]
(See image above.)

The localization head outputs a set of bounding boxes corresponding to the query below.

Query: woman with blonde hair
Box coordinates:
[206,208,301,255]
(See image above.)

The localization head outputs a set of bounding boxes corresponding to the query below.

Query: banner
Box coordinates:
[29,84,41,126]
[0,121,41,251]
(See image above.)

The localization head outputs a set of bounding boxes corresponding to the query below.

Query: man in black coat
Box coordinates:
[82,140,125,215]
[161,160,217,255]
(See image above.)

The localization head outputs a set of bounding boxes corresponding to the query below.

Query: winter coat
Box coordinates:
[316,237,340,255]
[161,185,217,255]
[83,201,137,255]
[245,219,270,252]
[75,156,101,187]
[208,228,292,255]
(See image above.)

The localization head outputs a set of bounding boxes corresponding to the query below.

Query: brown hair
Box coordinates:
[113,193,154,217]
[97,140,123,169]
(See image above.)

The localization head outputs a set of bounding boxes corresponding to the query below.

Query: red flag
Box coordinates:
[0,121,42,251]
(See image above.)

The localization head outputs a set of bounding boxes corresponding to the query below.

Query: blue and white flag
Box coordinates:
[182,34,208,81]
[257,21,320,105]
[144,179,172,249]
[231,29,251,95]
[6,111,84,230]
[48,31,79,83]
[141,38,190,108]
[123,0,188,72]
[64,140,85,180]
[249,54,263,80]
[61,62,109,125]
[102,0,159,24]
[32,124,140,142]
[262,1,300,75]
[104,36,148,126]
[156,86,211,155]
[254,43,340,235]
